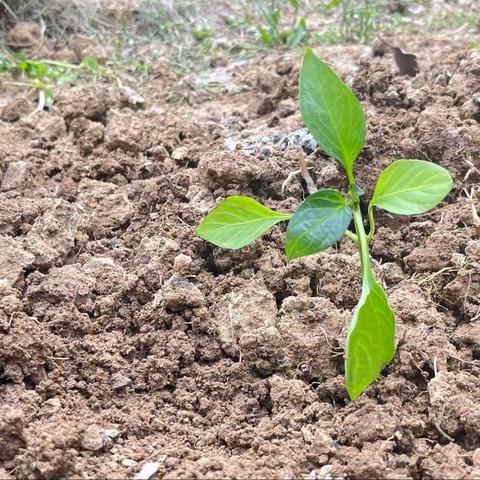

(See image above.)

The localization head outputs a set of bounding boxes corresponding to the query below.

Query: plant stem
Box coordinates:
[366,204,375,242]
[43,59,80,70]
[350,185,373,284]
[344,229,358,244]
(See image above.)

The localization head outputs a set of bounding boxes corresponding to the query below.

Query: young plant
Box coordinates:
[256,0,308,47]
[196,48,452,399]
[0,51,110,114]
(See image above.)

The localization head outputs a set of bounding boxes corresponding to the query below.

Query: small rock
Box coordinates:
[43,397,61,412]
[171,146,190,165]
[110,373,132,389]
[81,426,105,452]
[122,458,138,467]
[119,85,145,109]
[80,425,119,452]
[224,138,238,151]
[157,275,205,311]
[103,429,119,439]
[450,253,466,268]
[134,461,160,480]
[173,254,192,271]
[302,427,314,443]
[1,161,28,191]
[317,465,334,480]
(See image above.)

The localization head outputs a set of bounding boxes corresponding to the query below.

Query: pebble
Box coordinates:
[134,462,159,480]
[171,146,189,164]
[110,372,132,389]
[1,161,28,191]
[80,426,120,451]
[173,253,192,271]
[157,275,204,311]
[43,397,61,412]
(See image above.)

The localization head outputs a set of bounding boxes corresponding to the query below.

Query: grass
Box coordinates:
[0,49,115,114]
[0,0,478,76]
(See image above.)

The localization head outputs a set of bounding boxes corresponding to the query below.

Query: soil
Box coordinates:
[1,34,480,479]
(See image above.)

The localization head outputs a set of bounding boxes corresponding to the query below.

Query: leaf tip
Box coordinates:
[303,47,315,63]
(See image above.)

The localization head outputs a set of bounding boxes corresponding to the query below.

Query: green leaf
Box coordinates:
[196,196,290,249]
[370,159,453,215]
[285,189,351,259]
[346,277,395,400]
[299,48,366,182]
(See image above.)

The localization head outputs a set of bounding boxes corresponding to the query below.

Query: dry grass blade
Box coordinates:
[297,150,318,195]
[463,186,480,229]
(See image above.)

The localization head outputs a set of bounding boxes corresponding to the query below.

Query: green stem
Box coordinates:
[43,59,81,70]
[366,204,375,242]
[350,185,373,284]
[344,229,358,244]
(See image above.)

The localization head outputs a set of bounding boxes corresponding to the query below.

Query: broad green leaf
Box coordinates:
[196,196,290,249]
[299,48,366,182]
[285,189,351,259]
[346,276,395,400]
[370,159,452,215]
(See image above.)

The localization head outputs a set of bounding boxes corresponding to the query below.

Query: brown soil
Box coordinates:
[1,37,480,480]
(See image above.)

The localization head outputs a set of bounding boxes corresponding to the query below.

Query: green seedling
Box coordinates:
[196,48,452,400]
[224,1,307,50]
[255,0,308,47]
[0,51,110,113]
[319,0,390,44]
